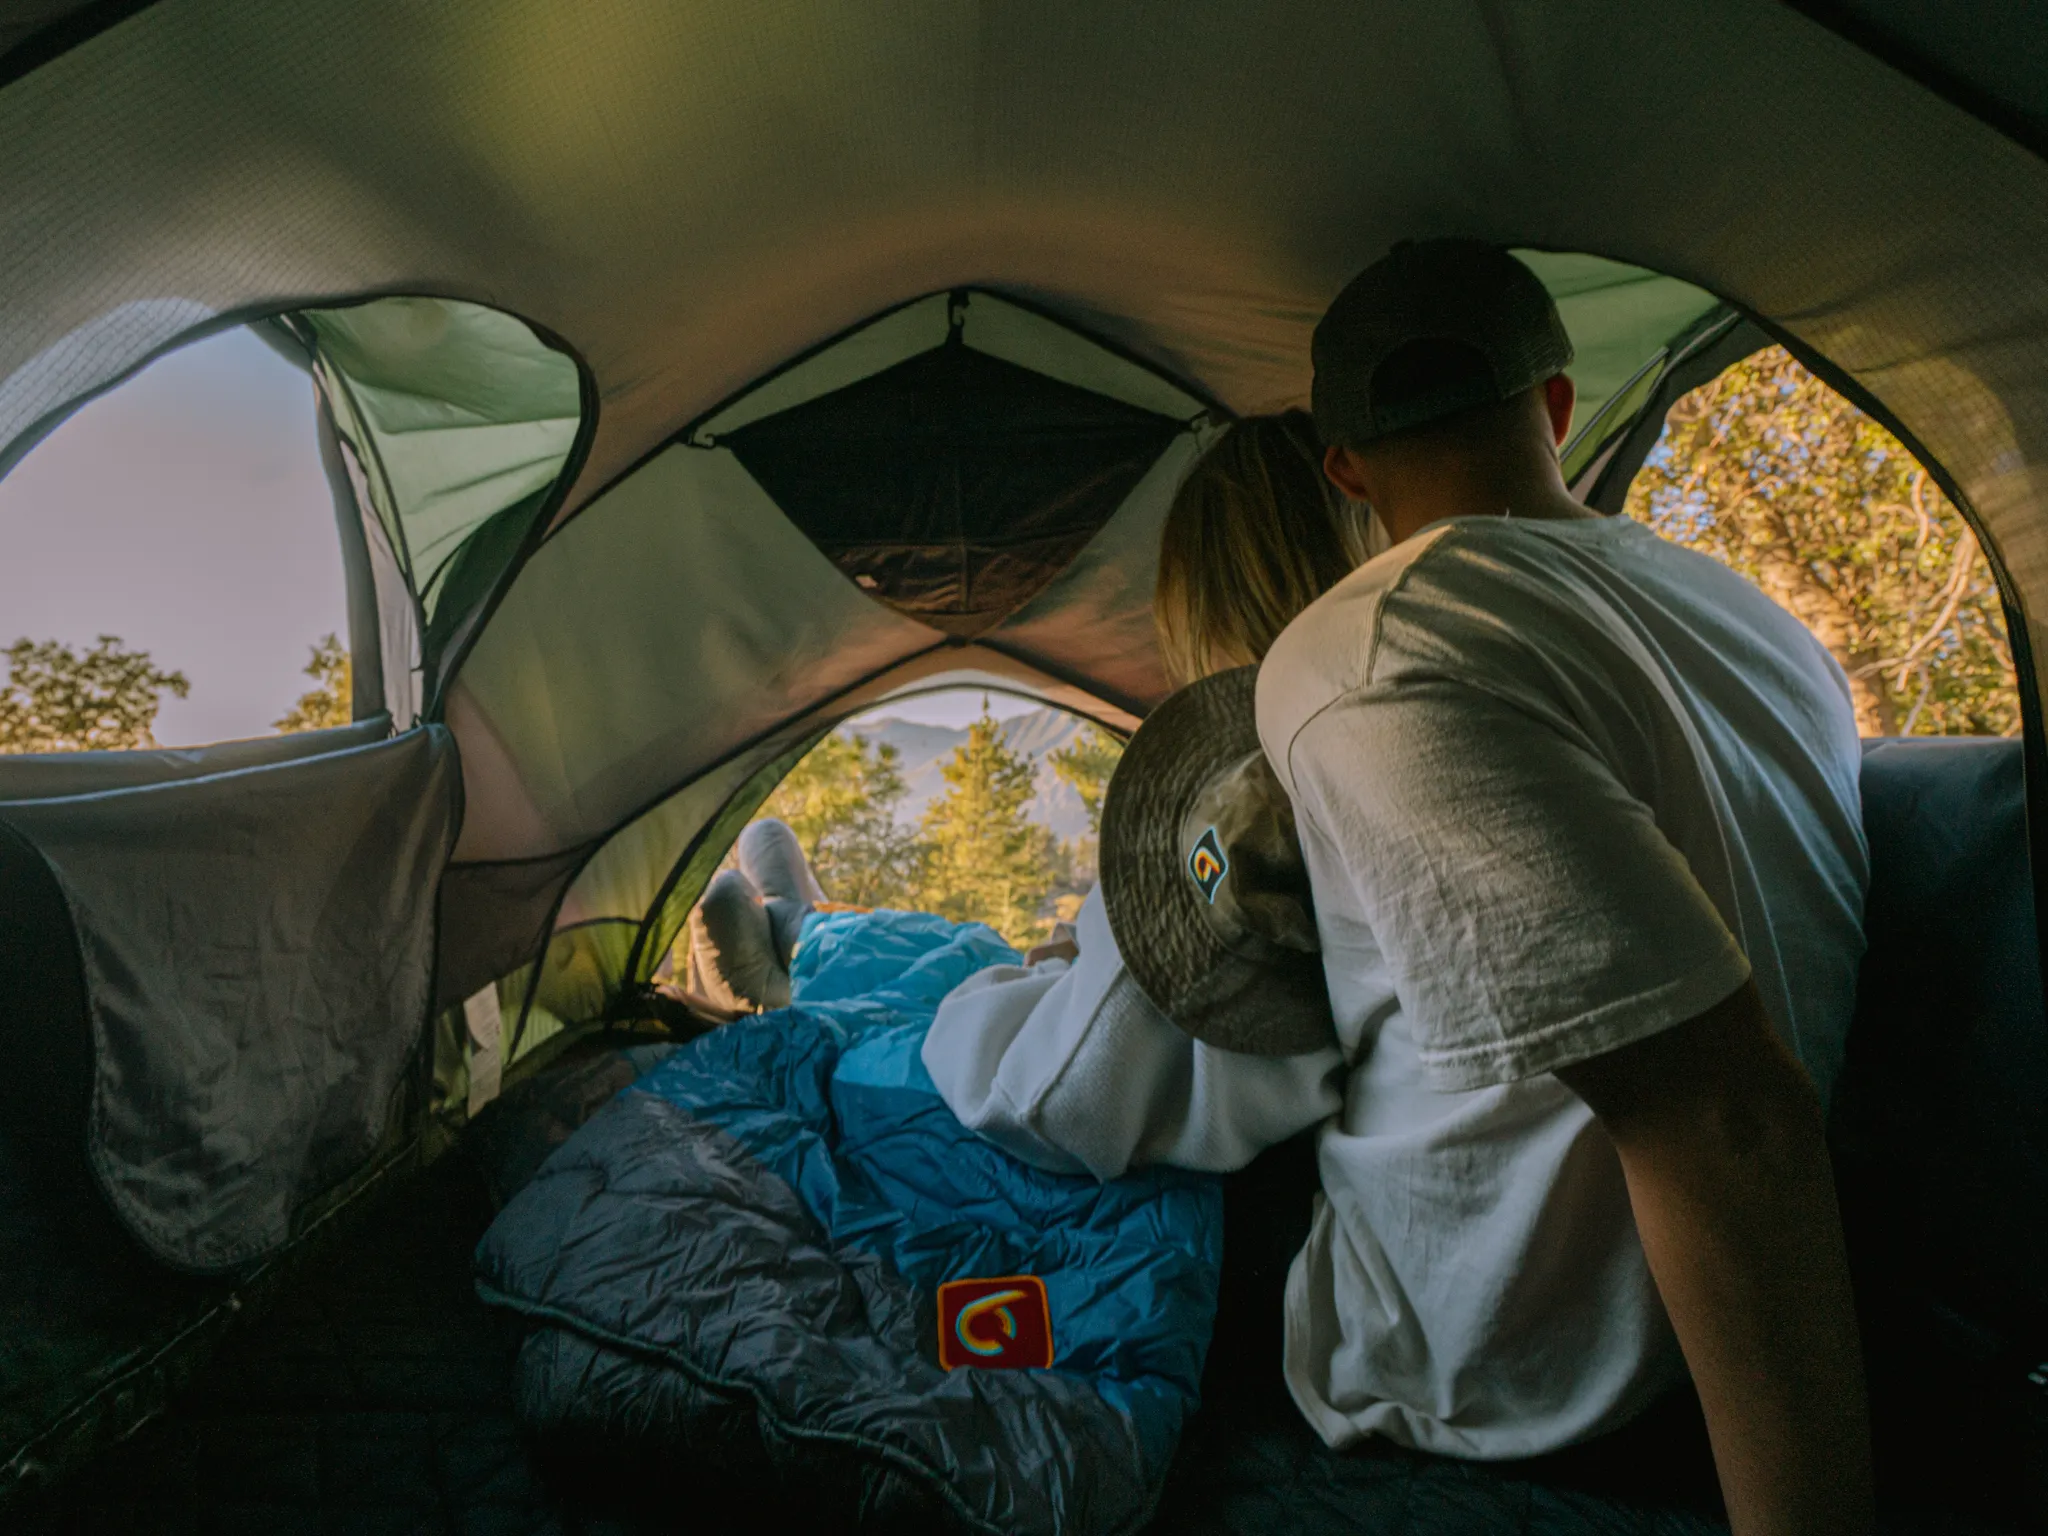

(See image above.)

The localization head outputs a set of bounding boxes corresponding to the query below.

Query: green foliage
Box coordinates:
[756,731,930,908]
[274,633,353,733]
[919,710,1061,945]
[738,709,1092,950]
[1048,723,1123,835]
[0,634,189,753]
[1626,347,2017,737]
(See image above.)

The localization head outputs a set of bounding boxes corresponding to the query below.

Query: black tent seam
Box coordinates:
[608,653,955,979]
[1564,306,1753,508]
[591,638,952,874]
[541,285,1223,546]
[508,909,641,1059]
[963,285,1231,416]
[1779,1,2047,165]
[428,336,602,716]
[682,284,1222,443]
[546,915,640,937]
[0,0,160,90]
[968,636,1151,724]
[1581,316,1768,515]
[448,843,597,873]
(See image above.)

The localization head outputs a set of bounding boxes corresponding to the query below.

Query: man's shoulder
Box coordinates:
[1255,525,1456,775]
[1255,520,1572,750]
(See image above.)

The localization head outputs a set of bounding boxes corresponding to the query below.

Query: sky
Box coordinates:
[0,326,1050,747]
[871,688,1041,729]
[0,328,346,746]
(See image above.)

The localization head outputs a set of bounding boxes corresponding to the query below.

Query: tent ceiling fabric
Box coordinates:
[444,442,940,861]
[3,0,2048,979]
[1784,1,2048,152]
[1,2,2041,524]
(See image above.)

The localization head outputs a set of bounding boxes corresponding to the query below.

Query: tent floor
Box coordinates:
[10,1041,2037,1536]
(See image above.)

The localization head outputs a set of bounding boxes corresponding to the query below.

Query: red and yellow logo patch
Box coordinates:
[1188,825,1229,904]
[937,1276,1054,1370]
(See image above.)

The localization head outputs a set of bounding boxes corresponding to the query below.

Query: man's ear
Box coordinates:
[1543,373,1576,447]
[1323,444,1372,502]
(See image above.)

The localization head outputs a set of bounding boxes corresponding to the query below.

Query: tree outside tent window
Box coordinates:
[1625,346,2018,738]
[696,694,1121,963]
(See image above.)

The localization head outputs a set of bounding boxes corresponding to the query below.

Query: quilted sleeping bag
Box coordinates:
[474,908,1225,1536]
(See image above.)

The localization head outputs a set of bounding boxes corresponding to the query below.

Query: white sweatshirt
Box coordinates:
[920,884,1344,1181]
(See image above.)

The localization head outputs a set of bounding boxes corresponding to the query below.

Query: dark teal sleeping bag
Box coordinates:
[475,909,1224,1536]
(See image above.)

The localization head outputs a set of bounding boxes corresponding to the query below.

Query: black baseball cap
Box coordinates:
[1098,668,1336,1057]
[1312,239,1574,448]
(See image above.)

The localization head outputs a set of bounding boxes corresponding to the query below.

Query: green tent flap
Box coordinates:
[1513,251,1725,477]
[303,298,584,624]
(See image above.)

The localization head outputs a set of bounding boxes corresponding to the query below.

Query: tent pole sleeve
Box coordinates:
[317,399,386,722]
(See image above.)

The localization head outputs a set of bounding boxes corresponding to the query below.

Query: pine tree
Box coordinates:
[274,633,353,733]
[0,634,189,753]
[919,709,1058,945]
[1048,724,1123,835]
[756,731,929,908]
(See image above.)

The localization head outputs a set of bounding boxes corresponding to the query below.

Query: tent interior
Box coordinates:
[1,1,2045,1530]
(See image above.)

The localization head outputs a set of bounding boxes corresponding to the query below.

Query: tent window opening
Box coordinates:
[1620,344,2019,740]
[470,687,1128,1094]
[0,326,351,759]
[688,685,1126,956]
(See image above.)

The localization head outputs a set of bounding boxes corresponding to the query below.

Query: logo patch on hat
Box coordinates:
[938,1276,1053,1370]
[1188,827,1229,904]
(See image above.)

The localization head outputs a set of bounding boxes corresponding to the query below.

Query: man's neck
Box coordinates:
[1374,464,1593,547]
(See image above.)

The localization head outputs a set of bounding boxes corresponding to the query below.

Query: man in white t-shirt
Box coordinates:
[1267,239,1872,1531]
[926,240,1874,1532]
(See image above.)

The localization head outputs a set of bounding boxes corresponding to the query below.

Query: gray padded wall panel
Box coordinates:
[0,725,460,1271]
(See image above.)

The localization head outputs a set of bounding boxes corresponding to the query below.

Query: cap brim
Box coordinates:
[1099,668,1337,1056]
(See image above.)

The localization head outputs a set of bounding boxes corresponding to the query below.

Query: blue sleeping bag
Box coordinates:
[475,909,1224,1536]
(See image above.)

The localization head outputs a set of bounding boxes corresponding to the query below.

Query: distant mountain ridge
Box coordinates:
[844,709,1094,842]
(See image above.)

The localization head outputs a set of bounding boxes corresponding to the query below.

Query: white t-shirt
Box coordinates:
[1256,513,1867,1457]
[922,883,1344,1180]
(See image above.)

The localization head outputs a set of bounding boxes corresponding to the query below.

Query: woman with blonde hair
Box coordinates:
[1152,409,1381,686]
[917,409,1353,1180]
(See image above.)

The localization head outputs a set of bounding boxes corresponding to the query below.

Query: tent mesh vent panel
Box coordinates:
[723,341,1181,638]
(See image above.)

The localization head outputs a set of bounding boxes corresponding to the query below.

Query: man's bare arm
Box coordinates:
[1556,980,1875,1536]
